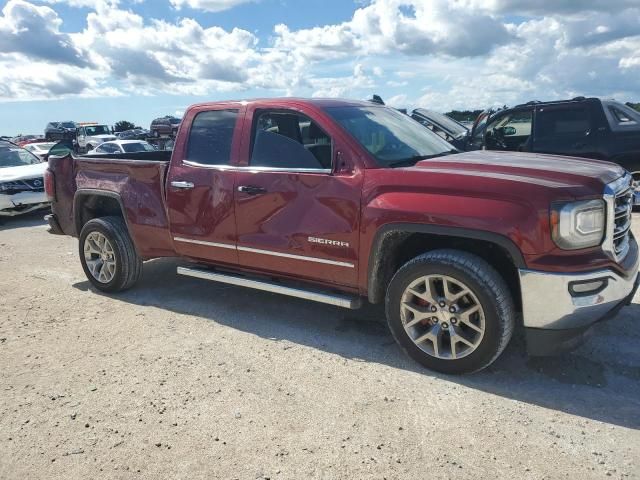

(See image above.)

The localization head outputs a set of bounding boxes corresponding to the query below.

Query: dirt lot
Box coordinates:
[0,212,639,480]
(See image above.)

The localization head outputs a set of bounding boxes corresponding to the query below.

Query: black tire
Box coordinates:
[79,216,142,293]
[385,249,515,375]
[153,129,160,138]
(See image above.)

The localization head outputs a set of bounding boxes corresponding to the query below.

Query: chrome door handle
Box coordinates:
[237,185,267,195]
[171,181,194,190]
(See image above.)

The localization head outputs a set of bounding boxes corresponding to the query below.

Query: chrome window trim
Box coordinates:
[172,237,354,268]
[182,159,331,174]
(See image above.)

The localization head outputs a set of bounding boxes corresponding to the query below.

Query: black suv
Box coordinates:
[45,121,77,141]
[150,116,181,138]
[413,98,640,199]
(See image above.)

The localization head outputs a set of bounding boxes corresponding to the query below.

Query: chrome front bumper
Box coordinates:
[519,244,639,355]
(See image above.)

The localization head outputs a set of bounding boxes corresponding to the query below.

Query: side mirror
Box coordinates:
[503,126,517,136]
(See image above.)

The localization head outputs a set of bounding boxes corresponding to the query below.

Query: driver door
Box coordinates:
[484,108,533,152]
[233,105,363,287]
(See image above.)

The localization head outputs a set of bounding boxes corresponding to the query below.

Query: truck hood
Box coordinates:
[0,162,47,182]
[413,150,625,194]
[88,134,117,142]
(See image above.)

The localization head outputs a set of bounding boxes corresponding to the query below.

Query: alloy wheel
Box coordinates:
[83,231,117,283]
[400,275,485,360]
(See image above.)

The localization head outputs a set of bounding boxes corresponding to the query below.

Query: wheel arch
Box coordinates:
[73,189,130,237]
[367,223,525,306]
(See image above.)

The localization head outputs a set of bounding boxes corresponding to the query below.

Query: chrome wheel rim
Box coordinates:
[84,232,116,283]
[400,275,485,360]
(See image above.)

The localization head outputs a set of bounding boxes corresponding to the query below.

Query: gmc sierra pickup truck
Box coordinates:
[44,98,639,374]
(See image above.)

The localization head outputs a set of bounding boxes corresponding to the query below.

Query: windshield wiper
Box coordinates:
[387,150,458,168]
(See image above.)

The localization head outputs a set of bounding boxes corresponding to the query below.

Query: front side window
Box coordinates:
[186,109,238,165]
[325,105,454,167]
[250,111,332,169]
[485,109,532,151]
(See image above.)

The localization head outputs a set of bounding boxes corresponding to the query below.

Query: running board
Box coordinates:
[177,266,361,310]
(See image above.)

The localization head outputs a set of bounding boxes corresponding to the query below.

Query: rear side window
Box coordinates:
[250,111,332,170]
[186,110,238,165]
[536,107,590,137]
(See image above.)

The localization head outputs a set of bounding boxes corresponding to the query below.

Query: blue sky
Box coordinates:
[1,0,639,135]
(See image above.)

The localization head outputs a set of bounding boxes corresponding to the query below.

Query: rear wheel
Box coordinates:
[385,249,515,374]
[79,216,142,292]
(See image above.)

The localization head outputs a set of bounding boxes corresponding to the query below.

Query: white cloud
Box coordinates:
[0,0,639,110]
[169,0,255,12]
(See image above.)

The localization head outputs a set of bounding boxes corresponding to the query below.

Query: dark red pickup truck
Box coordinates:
[44,98,639,374]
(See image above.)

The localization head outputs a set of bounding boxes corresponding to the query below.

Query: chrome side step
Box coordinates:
[177,266,361,310]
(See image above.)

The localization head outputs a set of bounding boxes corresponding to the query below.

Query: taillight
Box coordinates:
[44,168,56,201]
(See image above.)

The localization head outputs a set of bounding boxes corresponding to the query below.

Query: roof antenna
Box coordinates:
[369,94,385,105]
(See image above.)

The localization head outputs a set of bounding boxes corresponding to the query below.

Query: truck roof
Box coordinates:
[188,98,378,110]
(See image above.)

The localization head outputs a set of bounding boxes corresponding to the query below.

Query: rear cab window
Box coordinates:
[185,109,239,166]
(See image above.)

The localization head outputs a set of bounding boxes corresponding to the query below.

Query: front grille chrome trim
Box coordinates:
[603,173,633,262]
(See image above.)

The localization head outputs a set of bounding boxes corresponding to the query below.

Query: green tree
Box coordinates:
[626,102,640,112]
[114,120,136,133]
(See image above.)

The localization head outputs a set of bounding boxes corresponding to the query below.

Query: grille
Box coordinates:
[0,177,45,195]
[610,177,634,260]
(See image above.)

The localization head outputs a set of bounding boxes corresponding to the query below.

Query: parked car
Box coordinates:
[23,142,58,160]
[44,121,77,141]
[75,124,117,153]
[11,135,44,147]
[0,141,49,217]
[150,116,181,137]
[45,98,638,374]
[87,140,156,155]
[116,128,149,140]
[411,108,470,150]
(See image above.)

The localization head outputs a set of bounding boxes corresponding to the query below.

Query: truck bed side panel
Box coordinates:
[73,158,175,258]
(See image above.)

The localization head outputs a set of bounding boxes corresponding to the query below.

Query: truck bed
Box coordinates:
[48,152,175,258]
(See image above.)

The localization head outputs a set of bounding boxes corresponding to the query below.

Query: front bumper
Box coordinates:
[520,243,639,355]
[0,191,50,217]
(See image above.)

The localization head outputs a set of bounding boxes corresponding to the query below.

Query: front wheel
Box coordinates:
[79,216,142,292]
[385,249,515,374]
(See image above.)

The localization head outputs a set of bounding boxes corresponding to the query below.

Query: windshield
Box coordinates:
[60,122,76,129]
[85,125,110,136]
[325,106,456,166]
[0,144,42,168]
[414,109,468,137]
[122,142,155,153]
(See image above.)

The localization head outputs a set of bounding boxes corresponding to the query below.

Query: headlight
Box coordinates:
[551,199,605,250]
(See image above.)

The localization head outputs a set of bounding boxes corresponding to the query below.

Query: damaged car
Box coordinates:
[0,141,49,217]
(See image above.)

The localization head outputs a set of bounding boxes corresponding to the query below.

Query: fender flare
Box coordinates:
[366,223,526,304]
[73,189,130,237]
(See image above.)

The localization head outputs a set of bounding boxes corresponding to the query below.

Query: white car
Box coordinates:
[87,140,156,155]
[23,142,57,160]
[0,141,49,217]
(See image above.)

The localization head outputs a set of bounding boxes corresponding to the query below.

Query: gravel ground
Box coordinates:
[0,212,639,480]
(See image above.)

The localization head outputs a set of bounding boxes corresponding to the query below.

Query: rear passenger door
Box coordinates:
[233,105,362,287]
[166,107,244,265]
[533,105,599,159]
